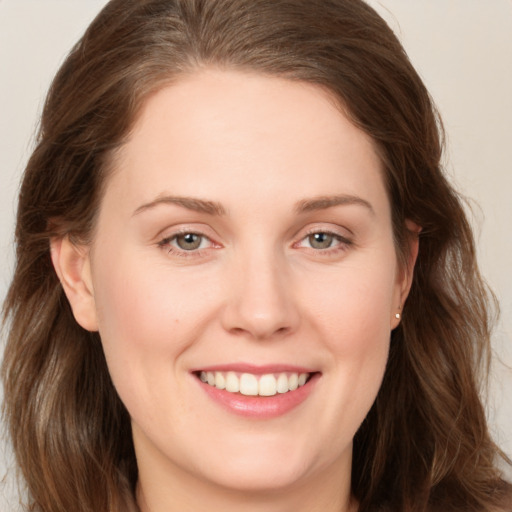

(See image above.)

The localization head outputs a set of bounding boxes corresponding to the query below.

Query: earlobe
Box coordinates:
[50,236,99,332]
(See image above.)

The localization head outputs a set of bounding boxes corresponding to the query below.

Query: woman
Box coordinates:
[2,0,511,511]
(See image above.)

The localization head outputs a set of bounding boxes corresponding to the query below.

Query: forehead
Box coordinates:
[104,69,388,218]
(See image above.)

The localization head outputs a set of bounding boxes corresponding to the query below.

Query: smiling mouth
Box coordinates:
[195,371,313,397]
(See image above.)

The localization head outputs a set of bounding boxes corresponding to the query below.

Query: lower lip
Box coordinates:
[196,373,320,419]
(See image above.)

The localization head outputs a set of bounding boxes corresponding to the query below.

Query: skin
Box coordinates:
[52,69,418,512]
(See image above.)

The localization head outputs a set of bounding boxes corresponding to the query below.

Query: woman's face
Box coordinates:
[71,70,411,496]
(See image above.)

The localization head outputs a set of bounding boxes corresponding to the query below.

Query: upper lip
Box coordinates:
[190,363,317,375]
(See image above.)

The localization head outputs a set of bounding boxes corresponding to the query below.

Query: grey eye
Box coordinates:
[308,232,335,249]
[175,233,203,250]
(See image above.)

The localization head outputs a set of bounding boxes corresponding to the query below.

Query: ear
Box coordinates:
[391,219,421,329]
[50,236,98,332]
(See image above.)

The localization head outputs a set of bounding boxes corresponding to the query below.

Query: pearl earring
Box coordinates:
[395,312,401,319]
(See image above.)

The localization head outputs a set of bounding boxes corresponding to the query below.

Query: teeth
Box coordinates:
[199,371,310,396]
[240,373,258,396]
[288,373,299,391]
[258,374,277,396]
[214,372,226,390]
[225,371,240,393]
[276,373,289,393]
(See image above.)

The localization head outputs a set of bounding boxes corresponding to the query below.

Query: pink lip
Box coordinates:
[194,370,320,419]
[191,363,316,375]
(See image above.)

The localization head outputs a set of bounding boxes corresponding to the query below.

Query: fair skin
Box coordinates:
[52,69,417,512]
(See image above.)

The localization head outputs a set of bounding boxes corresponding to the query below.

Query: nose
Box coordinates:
[221,250,300,340]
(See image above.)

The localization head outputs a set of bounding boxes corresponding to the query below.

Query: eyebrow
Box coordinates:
[133,193,374,217]
[133,195,226,217]
[294,195,375,215]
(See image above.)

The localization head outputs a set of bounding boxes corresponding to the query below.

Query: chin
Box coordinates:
[189,436,328,494]
[201,460,310,494]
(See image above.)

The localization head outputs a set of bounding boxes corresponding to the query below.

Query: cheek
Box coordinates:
[90,251,179,386]
[319,276,392,393]
[90,250,222,382]
[90,261,201,430]
[306,258,398,349]
[304,257,396,429]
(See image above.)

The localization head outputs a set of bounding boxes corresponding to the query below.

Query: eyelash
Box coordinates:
[157,228,353,259]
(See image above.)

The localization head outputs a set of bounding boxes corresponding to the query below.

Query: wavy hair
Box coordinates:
[2,0,510,511]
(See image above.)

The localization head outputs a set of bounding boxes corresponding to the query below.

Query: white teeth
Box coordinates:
[200,371,310,396]
[276,373,289,393]
[288,373,299,391]
[258,374,277,396]
[225,371,240,393]
[214,371,226,390]
[240,373,259,396]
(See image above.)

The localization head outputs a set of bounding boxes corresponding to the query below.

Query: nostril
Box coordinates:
[228,324,292,340]
[229,327,247,336]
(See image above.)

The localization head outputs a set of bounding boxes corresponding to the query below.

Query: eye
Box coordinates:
[174,232,204,251]
[158,231,215,255]
[294,228,353,256]
[307,232,337,250]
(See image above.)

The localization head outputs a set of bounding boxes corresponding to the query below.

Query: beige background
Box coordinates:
[1,0,511,508]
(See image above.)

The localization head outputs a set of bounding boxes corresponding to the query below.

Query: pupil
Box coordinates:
[309,232,333,249]
[177,233,201,250]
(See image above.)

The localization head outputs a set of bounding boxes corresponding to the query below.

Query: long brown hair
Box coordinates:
[2,1,510,511]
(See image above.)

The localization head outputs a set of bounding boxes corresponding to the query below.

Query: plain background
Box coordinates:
[1,0,511,508]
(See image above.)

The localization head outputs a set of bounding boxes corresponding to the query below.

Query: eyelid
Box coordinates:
[294,223,353,243]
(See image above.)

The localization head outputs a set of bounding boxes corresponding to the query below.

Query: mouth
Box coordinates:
[191,364,320,418]
[194,370,314,397]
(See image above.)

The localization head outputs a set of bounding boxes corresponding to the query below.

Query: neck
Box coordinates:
[136,475,357,512]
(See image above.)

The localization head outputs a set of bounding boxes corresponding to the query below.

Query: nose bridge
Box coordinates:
[222,241,299,339]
